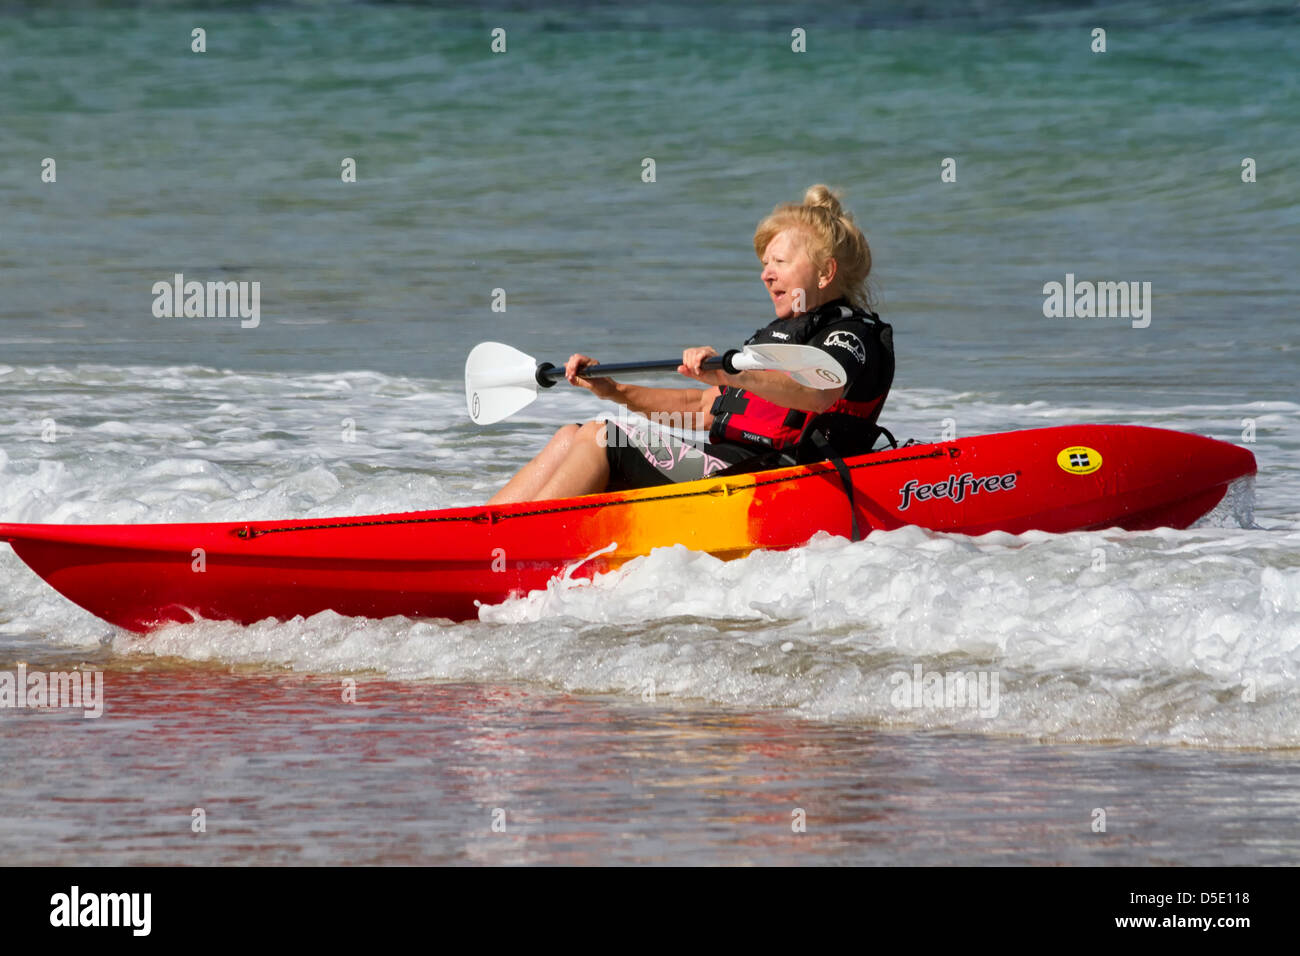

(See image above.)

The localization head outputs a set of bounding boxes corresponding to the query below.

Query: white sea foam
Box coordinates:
[97,523,1300,749]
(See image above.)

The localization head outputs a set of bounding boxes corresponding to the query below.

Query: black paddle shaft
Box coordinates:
[534,351,741,388]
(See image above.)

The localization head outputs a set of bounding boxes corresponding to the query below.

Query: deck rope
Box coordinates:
[234,447,949,539]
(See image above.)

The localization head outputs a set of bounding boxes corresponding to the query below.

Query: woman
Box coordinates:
[488,185,894,505]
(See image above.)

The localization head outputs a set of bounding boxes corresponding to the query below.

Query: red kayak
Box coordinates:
[0,424,1255,633]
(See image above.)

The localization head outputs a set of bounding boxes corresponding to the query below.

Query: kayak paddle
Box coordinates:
[465,342,848,425]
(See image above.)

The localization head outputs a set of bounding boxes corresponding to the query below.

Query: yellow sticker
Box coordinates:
[1057,445,1102,475]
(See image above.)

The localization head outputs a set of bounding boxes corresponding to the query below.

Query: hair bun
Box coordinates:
[802,184,844,217]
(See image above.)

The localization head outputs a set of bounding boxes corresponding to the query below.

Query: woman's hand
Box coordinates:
[564,353,617,399]
[678,346,732,387]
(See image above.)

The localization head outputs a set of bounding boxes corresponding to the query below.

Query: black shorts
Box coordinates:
[602,417,756,492]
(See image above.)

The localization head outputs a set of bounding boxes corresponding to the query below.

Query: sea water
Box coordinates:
[0,0,1297,865]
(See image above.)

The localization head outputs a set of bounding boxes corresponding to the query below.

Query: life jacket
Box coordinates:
[708,301,894,459]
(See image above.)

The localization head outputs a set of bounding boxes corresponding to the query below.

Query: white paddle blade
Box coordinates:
[465,342,541,425]
[734,343,848,389]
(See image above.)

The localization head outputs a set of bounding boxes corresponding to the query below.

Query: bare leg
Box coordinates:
[487,424,581,505]
[533,421,611,501]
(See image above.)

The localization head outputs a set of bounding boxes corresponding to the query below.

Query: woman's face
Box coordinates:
[760,229,835,319]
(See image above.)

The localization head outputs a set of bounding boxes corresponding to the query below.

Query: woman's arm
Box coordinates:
[606,382,710,419]
[603,383,721,430]
[718,369,844,413]
[564,353,713,424]
[678,347,844,413]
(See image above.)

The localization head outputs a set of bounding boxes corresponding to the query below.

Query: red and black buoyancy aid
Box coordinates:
[708,302,894,459]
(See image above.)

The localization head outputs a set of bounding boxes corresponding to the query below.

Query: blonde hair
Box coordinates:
[753,184,873,310]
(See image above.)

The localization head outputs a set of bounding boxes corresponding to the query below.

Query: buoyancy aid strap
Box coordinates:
[709,386,810,450]
[807,429,861,543]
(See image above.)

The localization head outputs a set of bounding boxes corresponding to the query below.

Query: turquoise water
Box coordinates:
[1,2,1295,399]
[1,1,1298,866]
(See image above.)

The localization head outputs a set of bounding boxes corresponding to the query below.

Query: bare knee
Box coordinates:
[545,423,581,449]
[578,420,606,441]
